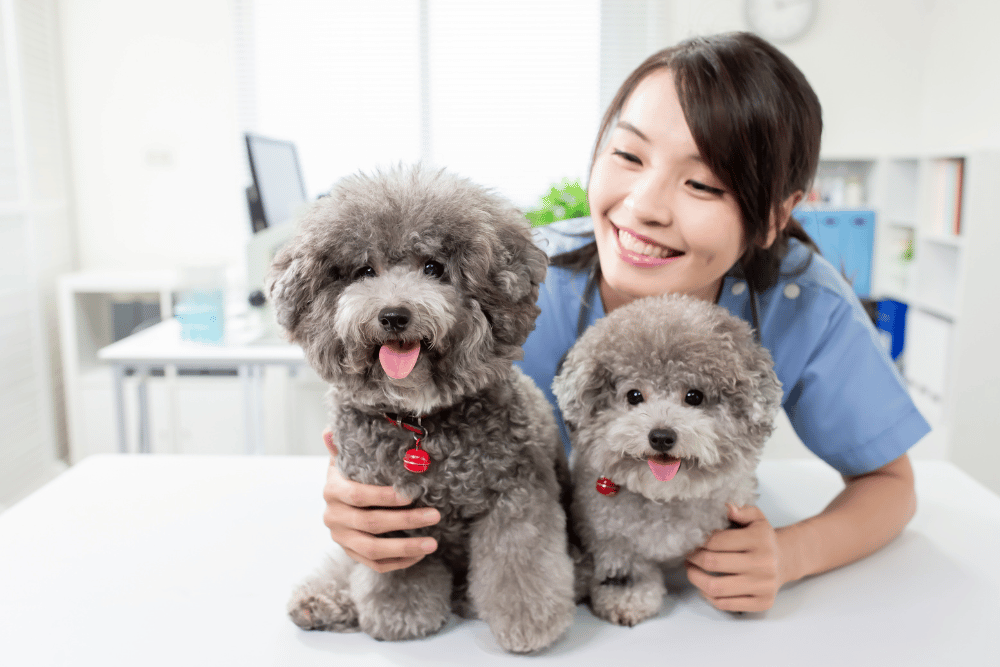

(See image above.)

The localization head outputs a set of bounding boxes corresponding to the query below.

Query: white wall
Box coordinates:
[918,0,1000,152]
[658,0,1000,157]
[0,0,73,509]
[59,0,246,272]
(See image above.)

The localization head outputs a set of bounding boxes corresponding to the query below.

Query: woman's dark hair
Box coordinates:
[553,32,822,296]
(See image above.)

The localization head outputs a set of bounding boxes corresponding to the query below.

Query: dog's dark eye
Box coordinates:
[423,260,445,279]
[353,266,376,281]
[626,389,644,405]
[684,389,704,406]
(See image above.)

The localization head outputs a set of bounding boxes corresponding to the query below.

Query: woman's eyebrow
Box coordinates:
[614,120,705,165]
[615,121,649,142]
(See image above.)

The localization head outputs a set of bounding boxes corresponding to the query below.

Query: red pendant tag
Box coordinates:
[385,414,431,474]
[404,447,430,474]
[596,477,620,496]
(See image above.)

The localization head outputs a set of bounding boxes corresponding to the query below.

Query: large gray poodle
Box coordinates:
[267,165,575,653]
[552,293,782,626]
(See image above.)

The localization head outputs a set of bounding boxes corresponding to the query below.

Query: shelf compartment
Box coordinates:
[884,158,921,224]
[872,223,915,299]
[913,241,961,316]
[904,309,953,402]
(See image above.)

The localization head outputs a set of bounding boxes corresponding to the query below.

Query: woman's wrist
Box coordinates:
[774,520,815,586]
[771,455,916,588]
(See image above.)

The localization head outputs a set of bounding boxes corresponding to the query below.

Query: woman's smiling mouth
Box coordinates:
[612,223,684,266]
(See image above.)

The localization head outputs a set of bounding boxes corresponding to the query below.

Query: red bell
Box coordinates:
[596,477,619,496]
[404,448,430,473]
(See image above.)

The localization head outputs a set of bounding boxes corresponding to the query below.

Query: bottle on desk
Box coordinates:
[174,264,226,344]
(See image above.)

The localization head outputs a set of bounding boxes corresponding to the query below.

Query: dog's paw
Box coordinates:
[358,606,449,642]
[287,588,359,632]
[488,598,575,654]
[351,560,453,641]
[590,577,665,627]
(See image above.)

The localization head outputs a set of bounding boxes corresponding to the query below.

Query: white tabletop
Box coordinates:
[1,456,997,666]
[97,318,305,365]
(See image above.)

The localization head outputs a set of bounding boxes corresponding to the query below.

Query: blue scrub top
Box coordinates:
[517,218,930,477]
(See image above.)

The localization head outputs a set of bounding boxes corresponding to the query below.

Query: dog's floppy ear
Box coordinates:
[744,344,783,430]
[482,212,549,348]
[552,342,613,431]
[265,240,321,341]
[712,313,783,436]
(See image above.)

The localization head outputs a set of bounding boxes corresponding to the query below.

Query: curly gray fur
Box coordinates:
[552,293,782,626]
[269,165,574,653]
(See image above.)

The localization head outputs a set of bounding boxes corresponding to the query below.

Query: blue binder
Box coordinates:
[875,299,908,361]
[795,209,875,298]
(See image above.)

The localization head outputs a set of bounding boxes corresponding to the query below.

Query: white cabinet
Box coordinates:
[58,271,176,462]
[815,152,1000,492]
[58,272,330,460]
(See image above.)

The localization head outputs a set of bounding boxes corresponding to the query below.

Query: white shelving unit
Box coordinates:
[815,152,1000,491]
[57,271,330,461]
[58,271,177,462]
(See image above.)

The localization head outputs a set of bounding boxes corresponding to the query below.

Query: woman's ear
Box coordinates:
[762,190,805,249]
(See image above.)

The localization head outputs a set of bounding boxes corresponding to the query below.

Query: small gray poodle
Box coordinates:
[267,165,575,653]
[552,293,782,626]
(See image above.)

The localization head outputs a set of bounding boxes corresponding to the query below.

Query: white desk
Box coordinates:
[0,457,996,666]
[98,318,305,455]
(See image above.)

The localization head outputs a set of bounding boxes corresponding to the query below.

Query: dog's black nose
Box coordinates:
[379,307,411,333]
[648,428,677,452]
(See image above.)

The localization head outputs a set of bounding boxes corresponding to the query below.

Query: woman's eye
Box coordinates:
[684,389,704,406]
[423,260,445,279]
[627,389,644,405]
[353,266,377,281]
[612,149,642,165]
[688,180,725,196]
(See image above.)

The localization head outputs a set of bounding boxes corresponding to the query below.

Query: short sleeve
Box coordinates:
[723,246,931,476]
[780,292,930,475]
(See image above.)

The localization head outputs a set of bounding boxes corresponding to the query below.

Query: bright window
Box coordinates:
[242,0,600,208]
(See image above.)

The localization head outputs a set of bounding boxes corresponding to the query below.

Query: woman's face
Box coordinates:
[588,68,745,310]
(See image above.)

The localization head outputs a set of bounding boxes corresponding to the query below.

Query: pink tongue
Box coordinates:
[648,458,681,482]
[379,341,421,380]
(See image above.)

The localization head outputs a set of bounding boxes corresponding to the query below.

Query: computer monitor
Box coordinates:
[245,133,308,233]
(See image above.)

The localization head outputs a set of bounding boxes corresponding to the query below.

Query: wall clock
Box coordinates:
[745,0,818,44]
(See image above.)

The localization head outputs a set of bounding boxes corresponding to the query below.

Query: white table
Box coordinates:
[1,457,996,666]
[98,318,305,455]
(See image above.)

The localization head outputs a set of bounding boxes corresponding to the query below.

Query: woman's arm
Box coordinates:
[686,453,916,612]
[320,430,440,573]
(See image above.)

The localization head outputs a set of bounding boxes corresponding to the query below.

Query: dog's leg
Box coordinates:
[589,545,665,627]
[468,487,575,654]
[349,556,452,641]
[287,554,360,632]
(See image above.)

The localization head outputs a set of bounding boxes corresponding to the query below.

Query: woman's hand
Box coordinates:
[685,454,917,613]
[321,430,440,573]
[684,503,789,613]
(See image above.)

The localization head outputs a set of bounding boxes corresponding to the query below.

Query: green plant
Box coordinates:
[900,238,914,263]
[525,179,589,227]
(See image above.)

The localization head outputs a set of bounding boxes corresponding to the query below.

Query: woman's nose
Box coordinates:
[623,174,671,226]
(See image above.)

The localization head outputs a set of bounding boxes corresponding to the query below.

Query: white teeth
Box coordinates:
[617,228,675,258]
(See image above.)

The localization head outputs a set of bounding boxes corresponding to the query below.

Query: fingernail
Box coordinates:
[421,539,437,553]
[420,509,440,524]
